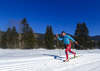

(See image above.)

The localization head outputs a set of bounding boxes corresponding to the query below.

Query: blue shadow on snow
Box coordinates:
[42,54,65,60]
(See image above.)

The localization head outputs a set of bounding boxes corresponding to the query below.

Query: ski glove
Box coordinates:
[56,34,58,37]
[75,42,78,44]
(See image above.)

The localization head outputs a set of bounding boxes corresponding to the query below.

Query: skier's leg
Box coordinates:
[69,43,76,57]
[69,50,76,57]
[69,49,75,55]
[65,51,68,59]
[64,45,70,62]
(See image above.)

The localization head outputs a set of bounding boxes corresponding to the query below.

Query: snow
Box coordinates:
[0,49,100,71]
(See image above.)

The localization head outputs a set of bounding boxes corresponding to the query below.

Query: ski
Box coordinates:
[69,55,80,60]
[63,55,81,62]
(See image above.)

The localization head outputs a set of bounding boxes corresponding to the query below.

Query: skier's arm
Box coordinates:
[56,34,63,41]
[58,36,63,41]
[68,35,75,42]
[67,35,78,44]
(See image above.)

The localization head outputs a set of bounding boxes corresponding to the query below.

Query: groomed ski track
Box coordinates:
[0,49,100,71]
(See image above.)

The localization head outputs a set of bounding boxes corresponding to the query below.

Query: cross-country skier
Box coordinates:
[56,31,78,62]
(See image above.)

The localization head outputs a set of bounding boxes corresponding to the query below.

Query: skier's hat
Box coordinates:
[61,31,65,34]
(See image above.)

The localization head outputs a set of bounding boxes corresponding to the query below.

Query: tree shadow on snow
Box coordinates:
[42,54,65,61]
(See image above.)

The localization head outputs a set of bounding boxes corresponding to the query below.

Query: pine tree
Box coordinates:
[0,29,1,47]
[49,25,54,49]
[74,22,81,37]
[18,20,22,49]
[97,41,100,49]
[11,26,18,49]
[21,18,29,33]
[1,27,18,49]
[1,32,7,48]
[82,22,93,49]
[74,23,82,49]
[74,22,93,49]
[6,27,12,48]
[21,18,30,48]
[45,25,54,49]
[25,27,35,49]
[45,26,49,48]
[21,17,36,49]
[82,22,89,36]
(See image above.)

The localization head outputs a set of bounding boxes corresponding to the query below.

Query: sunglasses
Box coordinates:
[62,33,64,35]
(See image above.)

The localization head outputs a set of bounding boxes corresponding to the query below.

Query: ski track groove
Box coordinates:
[0,57,53,71]
[0,60,48,71]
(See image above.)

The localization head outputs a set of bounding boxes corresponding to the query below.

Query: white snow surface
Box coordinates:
[0,48,100,71]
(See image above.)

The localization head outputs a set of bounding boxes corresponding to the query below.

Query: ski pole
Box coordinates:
[76,43,91,53]
[56,37,61,56]
[76,44,85,49]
